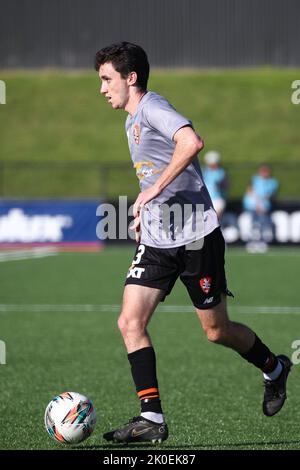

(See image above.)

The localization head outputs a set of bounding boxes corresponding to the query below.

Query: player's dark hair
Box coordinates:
[94,42,149,91]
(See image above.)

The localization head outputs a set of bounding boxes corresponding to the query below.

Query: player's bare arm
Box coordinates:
[131,126,204,241]
[132,126,204,221]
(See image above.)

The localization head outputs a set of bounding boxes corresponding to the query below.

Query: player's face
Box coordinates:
[99,62,130,110]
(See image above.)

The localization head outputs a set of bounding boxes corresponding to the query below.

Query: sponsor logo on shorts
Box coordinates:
[127,267,145,279]
[203,296,214,304]
[200,277,212,294]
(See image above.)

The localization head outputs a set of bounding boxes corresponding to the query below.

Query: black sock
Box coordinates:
[128,346,163,414]
[240,334,278,372]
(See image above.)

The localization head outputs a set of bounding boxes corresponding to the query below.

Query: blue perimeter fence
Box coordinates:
[0,161,299,247]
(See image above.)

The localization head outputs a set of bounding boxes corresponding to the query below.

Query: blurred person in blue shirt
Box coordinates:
[202,150,228,220]
[243,164,278,252]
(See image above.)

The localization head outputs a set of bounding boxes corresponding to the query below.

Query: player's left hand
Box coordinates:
[133,184,161,218]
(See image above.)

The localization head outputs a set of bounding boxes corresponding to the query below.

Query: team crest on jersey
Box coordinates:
[200,277,212,294]
[133,124,140,145]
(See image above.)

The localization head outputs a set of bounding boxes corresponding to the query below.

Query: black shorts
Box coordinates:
[125,227,233,310]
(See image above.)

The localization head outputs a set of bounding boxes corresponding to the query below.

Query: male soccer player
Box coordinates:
[95,42,292,444]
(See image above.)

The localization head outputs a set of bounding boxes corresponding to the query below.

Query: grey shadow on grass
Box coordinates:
[72,438,300,450]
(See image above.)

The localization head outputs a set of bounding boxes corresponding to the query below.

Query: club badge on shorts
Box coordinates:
[200,277,212,294]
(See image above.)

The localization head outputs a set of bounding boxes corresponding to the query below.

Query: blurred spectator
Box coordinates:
[243,164,279,252]
[202,150,228,219]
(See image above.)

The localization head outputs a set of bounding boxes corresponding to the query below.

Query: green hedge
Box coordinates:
[0,69,299,198]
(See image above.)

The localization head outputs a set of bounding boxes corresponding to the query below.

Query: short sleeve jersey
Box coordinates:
[125,92,219,248]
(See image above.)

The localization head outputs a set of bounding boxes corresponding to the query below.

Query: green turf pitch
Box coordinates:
[0,246,300,450]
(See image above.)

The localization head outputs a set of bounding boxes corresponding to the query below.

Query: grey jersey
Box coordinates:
[126,91,219,248]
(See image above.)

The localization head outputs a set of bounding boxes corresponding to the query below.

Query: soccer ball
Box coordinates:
[44,391,97,444]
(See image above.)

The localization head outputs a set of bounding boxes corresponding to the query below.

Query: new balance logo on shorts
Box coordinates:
[203,296,214,304]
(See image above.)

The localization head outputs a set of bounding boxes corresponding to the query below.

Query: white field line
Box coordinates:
[228,250,300,257]
[0,248,298,261]
[0,304,299,314]
[0,248,58,262]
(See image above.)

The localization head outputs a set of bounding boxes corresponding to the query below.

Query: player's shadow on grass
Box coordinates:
[75,438,300,450]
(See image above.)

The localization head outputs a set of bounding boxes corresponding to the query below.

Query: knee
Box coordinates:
[205,325,229,345]
[117,315,129,336]
[117,314,145,338]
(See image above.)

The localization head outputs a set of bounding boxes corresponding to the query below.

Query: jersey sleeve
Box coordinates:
[143,98,192,141]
